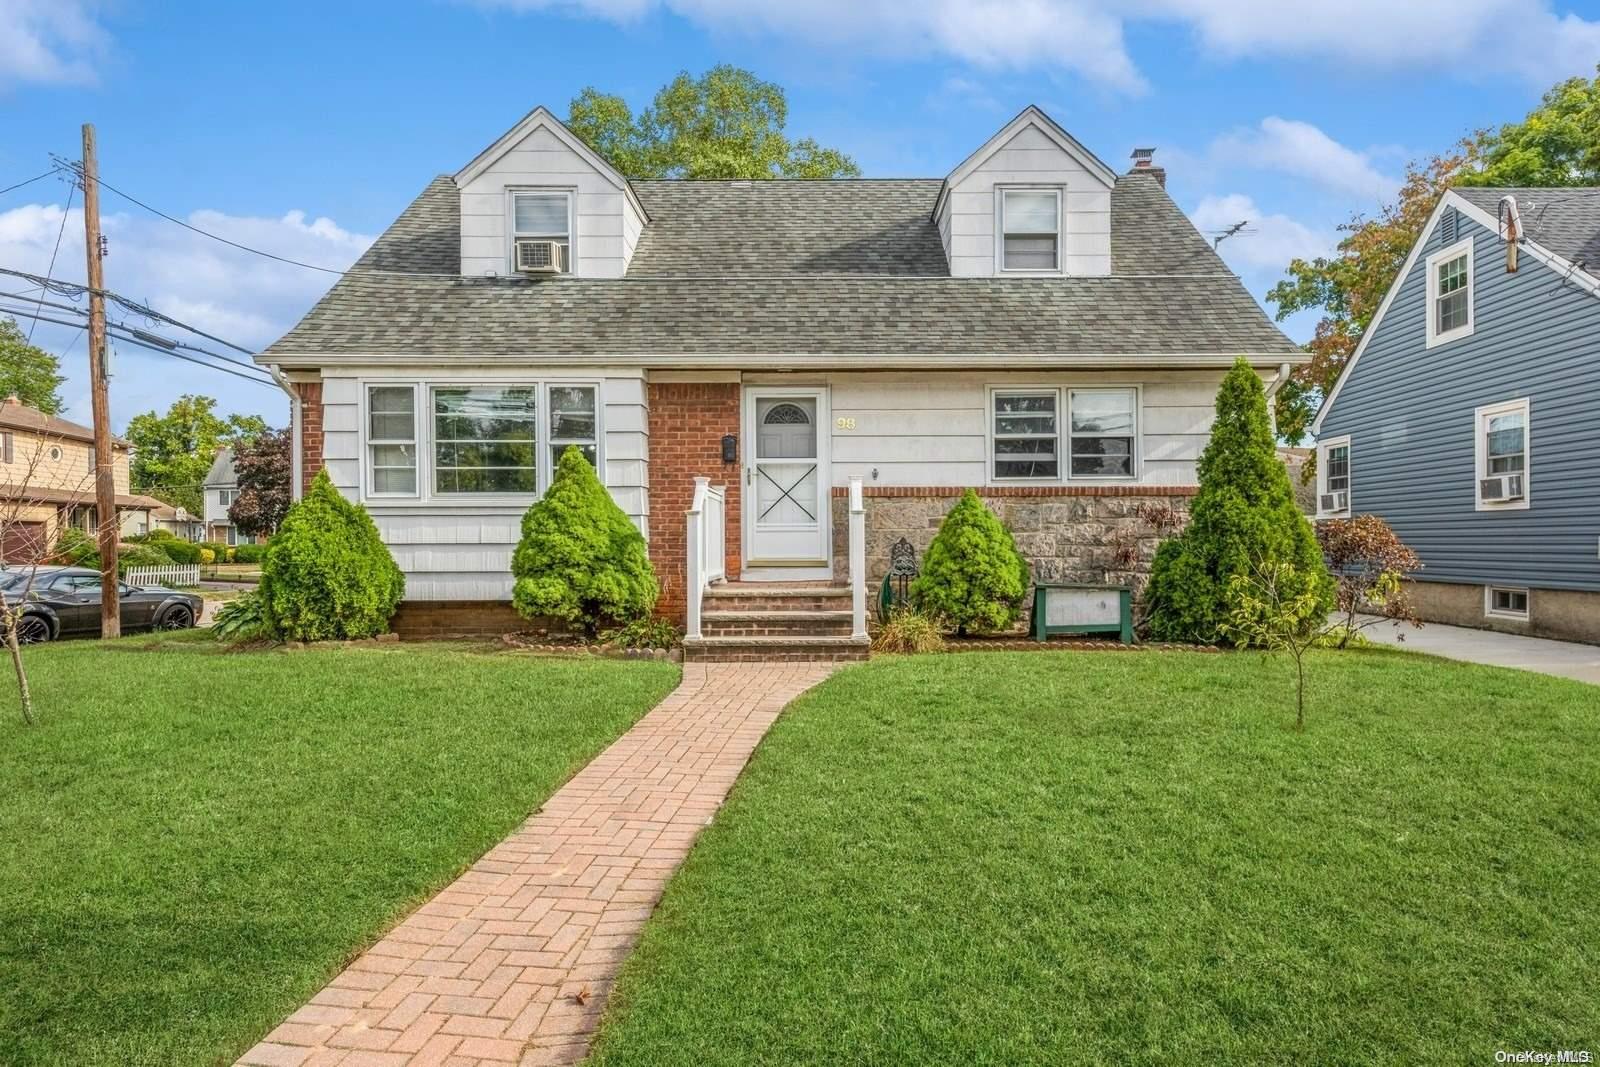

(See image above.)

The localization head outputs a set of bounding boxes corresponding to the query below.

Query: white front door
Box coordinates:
[744,387,829,568]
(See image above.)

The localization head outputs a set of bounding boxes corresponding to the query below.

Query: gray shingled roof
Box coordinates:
[1453,186,1600,268]
[264,174,1299,359]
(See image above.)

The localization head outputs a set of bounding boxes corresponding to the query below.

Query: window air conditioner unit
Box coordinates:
[515,239,564,274]
[1319,490,1348,514]
[1479,474,1524,502]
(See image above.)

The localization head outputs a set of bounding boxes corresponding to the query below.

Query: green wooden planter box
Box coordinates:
[1031,583,1134,644]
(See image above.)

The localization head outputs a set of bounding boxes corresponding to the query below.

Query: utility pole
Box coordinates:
[81,123,120,638]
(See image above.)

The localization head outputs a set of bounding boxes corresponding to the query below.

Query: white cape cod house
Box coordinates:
[257,105,1302,653]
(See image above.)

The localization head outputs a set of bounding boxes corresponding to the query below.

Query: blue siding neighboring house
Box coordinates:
[1313,186,1600,644]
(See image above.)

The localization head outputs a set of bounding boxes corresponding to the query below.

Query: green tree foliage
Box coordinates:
[1460,64,1600,187]
[0,316,66,415]
[910,490,1030,636]
[1219,560,1334,733]
[1144,359,1332,644]
[568,66,861,180]
[511,447,658,635]
[125,395,270,514]
[258,470,405,641]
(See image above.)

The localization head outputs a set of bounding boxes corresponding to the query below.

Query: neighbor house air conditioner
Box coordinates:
[515,239,564,274]
[1479,474,1524,502]
[1319,490,1348,514]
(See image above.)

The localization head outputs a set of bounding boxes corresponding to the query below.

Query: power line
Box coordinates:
[26,181,74,344]
[0,170,57,197]
[51,156,348,276]
[0,305,277,387]
[0,266,256,356]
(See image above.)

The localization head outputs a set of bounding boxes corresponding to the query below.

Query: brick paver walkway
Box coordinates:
[237,662,836,1067]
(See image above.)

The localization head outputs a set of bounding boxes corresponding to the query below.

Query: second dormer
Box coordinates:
[933,106,1117,278]
[454,106,648,279]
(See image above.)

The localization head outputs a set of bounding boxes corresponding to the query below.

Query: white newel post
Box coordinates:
[685,476,709,640]
[849,476,867,639]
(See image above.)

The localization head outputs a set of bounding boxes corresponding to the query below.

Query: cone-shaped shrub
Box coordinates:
[259,469,406,640]
[1144,358,1333,643]
[911,489,1030,636]
[512,446,658,635]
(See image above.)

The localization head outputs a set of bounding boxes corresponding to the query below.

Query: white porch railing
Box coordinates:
[124,563,201,588]
[848,476,867,639]
[685,476,727,640]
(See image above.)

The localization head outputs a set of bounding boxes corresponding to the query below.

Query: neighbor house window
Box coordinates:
[1316,434,1352,517]
[1068,389,1137,478]
[218,488,237,506]
[999,188,1061,272]
[1485,585,1529,620]
[511,191,572,273]
[1425,237,1474,347]
[433,386,539,494]
[991,390,1059,479]
[367,385,418,495]
[1474,398,1529,510]
[548,385,598,471]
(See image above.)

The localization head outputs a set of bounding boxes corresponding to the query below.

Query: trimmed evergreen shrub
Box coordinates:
[258,470,406,640]
[910,489,1029,636]
[511,446,658,636]
[198,548,216,565]
[232,542,266,564]
[117,542,174,569]
[157,539,203,564]
[52,527,98,566]
[201,541,233,563]
[1144,358,1333,643]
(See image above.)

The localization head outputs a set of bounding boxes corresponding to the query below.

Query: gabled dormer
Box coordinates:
[454,106,649,279]
[933,106,1118,278]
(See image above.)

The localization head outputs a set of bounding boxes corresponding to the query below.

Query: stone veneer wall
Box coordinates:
[831,486,1197,596]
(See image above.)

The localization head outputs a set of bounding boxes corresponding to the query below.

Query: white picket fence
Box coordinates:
[123,564,201,588]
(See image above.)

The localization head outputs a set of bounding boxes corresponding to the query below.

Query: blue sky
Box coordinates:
[2,0,1598,431]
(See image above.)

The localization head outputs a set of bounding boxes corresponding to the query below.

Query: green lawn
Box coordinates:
[590,650,1600,1064]
[0,634,678,1066]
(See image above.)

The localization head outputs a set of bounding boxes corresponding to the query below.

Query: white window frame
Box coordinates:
[507,188,575,275]
[364,383,421,499]
[1473,397,1530,512]
[1315,433,1353,518]
[1425,236,1474,348]
[217,488,237,507]
[995,186,1064,275]
[1066,387,1140,482]
[1484,585,1530,621]
[988,386,1063,482]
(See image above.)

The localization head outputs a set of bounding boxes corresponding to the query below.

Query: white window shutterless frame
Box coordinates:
[998,187,1063,273]
[1425,237,1474,348]
[1474,397,1530,511]
[743,386,830,568]
[509,190,574,274]
[366,384,420,496]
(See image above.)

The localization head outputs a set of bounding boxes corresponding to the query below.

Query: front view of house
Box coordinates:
[259,105,1302,639]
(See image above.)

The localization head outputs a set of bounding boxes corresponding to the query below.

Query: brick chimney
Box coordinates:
[1129,147,1166,187]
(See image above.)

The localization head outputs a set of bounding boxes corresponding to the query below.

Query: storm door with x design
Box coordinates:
[744,389,829,566]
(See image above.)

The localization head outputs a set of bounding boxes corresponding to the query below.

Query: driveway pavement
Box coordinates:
[1359,616,1600,685]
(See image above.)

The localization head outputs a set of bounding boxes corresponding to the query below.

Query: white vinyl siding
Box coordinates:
[1425,237,1474,347]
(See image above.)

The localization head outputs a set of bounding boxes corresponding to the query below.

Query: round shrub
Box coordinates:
[232,542,266,564]
[158,539,202,564]
[198,548,216,565]
[512,446,658,636]
[259,470,405,640]
[1144,358,1333,643]
[911,489,1029,636]
[117,542,174,569]
[52,526,98,566]
[201,541,233,563]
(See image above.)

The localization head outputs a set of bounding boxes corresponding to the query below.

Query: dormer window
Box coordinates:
[999,188,1062,272]
[511,191,572,274]
[1425,236,1473,347]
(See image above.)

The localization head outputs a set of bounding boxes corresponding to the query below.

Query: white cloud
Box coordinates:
[1214,117,1397,202]
[0,0,107,88]
[1190,193,1333,273]
[0,196,371,425]
[474,0,1600,90]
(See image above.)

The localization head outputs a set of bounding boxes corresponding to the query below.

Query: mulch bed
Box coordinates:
[499,631,681,661]
[930,635,1220,654]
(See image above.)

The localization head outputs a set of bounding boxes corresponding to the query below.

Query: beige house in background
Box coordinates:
[0,396,166,561]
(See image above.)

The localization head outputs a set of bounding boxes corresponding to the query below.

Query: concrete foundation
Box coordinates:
[1407,579,1600,646]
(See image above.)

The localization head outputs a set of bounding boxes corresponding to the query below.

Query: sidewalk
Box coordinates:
[1359,616,1600,685]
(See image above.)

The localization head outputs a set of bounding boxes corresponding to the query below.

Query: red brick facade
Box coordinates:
[296,380,324,490]
[646,382,742,621]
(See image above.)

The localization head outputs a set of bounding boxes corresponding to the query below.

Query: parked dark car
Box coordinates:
[0,566,202,643]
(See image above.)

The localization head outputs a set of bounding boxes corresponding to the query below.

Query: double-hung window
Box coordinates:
[433,386,539,495]
[1068,389,1137,478]
[548,385,598,471]
[999,188,1061,272]
[991,390,1059,479]
[1316,434,1352,517]
[367,385,418,495]
[1425,237,1473,346]
[511,191,572,273]
[1474,398,1530,509]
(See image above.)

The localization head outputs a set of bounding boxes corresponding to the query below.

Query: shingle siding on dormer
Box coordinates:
[1317,207,1600,592]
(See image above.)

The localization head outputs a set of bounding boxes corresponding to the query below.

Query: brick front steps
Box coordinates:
[684,584,870,663]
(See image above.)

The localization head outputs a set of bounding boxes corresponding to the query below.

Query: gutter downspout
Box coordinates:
[1263,362,1292,439]
[264,362,303,501]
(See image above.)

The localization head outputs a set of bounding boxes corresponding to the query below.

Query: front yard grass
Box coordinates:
[0,635,678,1066]
[590,650,1600,1064]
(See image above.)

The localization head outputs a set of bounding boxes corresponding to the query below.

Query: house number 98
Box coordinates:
[835,416,857,430]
